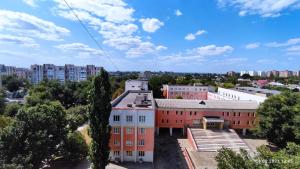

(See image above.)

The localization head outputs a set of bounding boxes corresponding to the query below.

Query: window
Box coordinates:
[162,119,164,123]
[238,121,240,125]
[227,112,230,116]
[222,112,225,116]
[138,151,145,157]
[167,111,169,115]
[233,121,236,125]
[248,113,250,116]
[126,115,133,122]
[139,116,146,123]
[247,121,250,125]
[139,128,145,134]
[126,140,133,146]
[180,111,183,115]
[176,111,178,115]
[113,115,120,122]
[138,139,145,146]
[126,151,132,156]
[194,112,197,115]
[253,113,255,117]
[190,111,192,116]
[233,112,236,116]
[113,127,120,134]
[126,128,133,134]
[113,139,119,146]
[238,112,241,116]
[113,151,120,156]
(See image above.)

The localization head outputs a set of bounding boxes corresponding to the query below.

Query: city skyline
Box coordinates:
[0,0,300,72]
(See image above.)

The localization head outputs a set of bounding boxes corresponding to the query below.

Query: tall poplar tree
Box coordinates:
[89,68,112,169]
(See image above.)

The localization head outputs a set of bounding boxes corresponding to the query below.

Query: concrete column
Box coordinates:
[156,127,160,136]
[203,122,207,130]
[219,122,224,129]
[169,127,173,136]
[242,128,247,136]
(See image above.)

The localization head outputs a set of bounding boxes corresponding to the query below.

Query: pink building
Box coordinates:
[162,84,208,100]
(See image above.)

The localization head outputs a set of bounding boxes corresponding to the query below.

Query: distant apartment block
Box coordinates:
[125,80,149,91]
[0,64,30,79]
[28,64,102,84]
[110,90,155,162]
[279,70,293,78]
[162,84,208,100]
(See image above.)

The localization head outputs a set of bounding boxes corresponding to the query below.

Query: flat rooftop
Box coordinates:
[155,99,259,110]
[234,87,281,95]
[112,90,153,109]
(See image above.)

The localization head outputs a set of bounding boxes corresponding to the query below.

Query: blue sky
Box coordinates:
[0,0,300,73]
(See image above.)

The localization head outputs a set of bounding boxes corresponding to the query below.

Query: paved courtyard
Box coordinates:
[190,128,251,152]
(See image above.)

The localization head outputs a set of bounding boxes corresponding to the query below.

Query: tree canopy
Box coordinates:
[0,101,68,169]
[254,91,300,147]
[216,142,300,169]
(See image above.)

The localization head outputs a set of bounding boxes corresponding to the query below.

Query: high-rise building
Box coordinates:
[31,64,43,84]
[55,66,65,83]
[279,70,293,78]
[43,64,55,80]
[75,66,87,82]
[86,65,102,77]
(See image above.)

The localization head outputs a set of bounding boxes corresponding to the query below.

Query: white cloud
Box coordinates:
[245,42,260,49]
[185,34,196,40]
[175,9,182,16]
[0,34,39,47]
[0,10,70,41]
[139,18,164,33]
[218,0,300,17]
[56,43,103,55]
[265,38,300,47]
[23,0,37,7]
[212,57,248,65]
[286,45,300,55]
[53,0,166,57]
[185,30,207,41]
[54,0,135,24]
[160,45,234,63]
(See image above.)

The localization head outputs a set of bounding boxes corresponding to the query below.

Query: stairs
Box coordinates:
[190,128,250,152]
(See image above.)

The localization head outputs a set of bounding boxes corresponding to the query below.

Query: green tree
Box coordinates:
[0,102,67,169]
[62,131,88,161]
[0,90,5,114]
[216,143,300,169]
[254,91,300,147]
[222,82,235,89]
[0,115,13,130]
[4,103,21,117]
[176,95,183,99]
[216,148,262,169]
[66,105,89,131]
[89,68,112,169]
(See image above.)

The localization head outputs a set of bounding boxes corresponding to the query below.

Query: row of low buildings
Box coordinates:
[107,81,279,163]
[239,70,300,78]
[0,64,102,84]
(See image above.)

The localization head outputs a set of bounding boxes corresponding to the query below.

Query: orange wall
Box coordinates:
[155,109,256,129]
[109,127,154,151]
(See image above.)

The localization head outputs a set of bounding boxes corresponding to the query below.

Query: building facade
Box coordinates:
[109,90,155,162]
[162,84,208,100]
[155,99,258,136]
